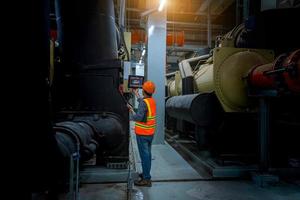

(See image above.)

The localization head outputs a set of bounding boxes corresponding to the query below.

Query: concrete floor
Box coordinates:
[130,122,204,181]
[133,181,300,200]
[78,140,300,200]
[79,183,127,200]
[78,180,300,200]
[135,143,204,181]
[77,124,300,200]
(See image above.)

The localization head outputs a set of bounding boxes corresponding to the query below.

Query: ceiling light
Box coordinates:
[158,0,166,12]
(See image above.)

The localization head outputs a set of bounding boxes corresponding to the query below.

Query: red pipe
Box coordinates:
[248,49,300,93]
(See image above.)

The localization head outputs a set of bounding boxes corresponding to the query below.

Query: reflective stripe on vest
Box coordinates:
[135,98,156,136]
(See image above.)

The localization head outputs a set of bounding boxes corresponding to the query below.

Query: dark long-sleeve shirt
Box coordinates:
[130,98,148,122]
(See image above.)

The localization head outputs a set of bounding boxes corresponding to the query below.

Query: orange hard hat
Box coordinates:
[142,81,155,94]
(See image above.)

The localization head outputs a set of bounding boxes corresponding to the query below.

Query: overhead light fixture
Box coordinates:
[142,49,146,56]
[141,0,167,17]
[158,0,166,12]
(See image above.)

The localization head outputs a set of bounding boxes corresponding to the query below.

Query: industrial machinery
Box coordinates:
[27,0,131,197]
[166,8,300,171]
[40,0,131,194]
[166,48,274,156]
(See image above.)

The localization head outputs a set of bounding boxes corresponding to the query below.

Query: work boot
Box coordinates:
[134,179,152,187]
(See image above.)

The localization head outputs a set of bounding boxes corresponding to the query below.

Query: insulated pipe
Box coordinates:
[54,121,99,160]
[71,114,128,157]
[85,115,128,156]
[166,93,221,126]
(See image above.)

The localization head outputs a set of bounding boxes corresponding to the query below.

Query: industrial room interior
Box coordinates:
[11,0,300,199]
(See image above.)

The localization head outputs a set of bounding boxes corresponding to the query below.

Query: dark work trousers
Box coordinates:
[136,135,154,180]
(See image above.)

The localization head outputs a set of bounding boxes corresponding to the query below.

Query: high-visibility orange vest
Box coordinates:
[135,98,156,136]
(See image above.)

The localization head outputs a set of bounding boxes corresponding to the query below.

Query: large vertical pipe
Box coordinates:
[59,0,118,68]
[54,0,127,111]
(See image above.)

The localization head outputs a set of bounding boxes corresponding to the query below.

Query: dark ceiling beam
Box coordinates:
[184,39,208,43]
[123,25,224,35]
[126,7,141,12]
[195,0,235,15]
[167,20,223,29]
[167,46,206,52]
[126,7,218,16]
[167,28,224,33]
[196,0,213,13]
[128,19,224,29]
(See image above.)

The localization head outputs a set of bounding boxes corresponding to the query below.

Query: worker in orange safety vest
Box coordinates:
[128,81,156,187]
